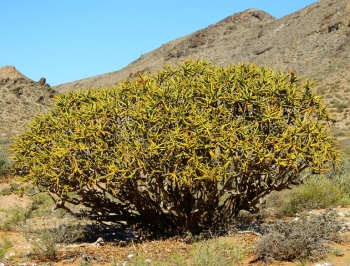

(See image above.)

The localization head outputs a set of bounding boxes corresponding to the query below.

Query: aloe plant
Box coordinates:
[11,59,338,236]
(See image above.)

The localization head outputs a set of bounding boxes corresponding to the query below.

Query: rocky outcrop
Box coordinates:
[38,77,46,85]
[164,9,275,61]
[2,77,58,104]
[0,67,58,137]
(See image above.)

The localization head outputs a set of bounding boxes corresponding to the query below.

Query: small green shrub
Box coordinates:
[78,261,93,266]
[330,99,340,105]
[0,234,13,260]
[120,253,155,266]
[0,183,19,196]
[335,103,348,110]
[22,220,86,260]
[0,186,12,196]
[255,209,343,262]
[278,177,349,216]
[324,149,350,196]
[190,238,248,266]
[0,207,29,230]
[0,138,11,145]
[330,248,345,257]
[29,193,55,216]
[0,148,11,177]
[333,131,345,137]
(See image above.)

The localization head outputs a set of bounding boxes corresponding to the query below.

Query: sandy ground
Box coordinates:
[1,182,350,265]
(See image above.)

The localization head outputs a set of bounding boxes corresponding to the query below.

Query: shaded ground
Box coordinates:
[1,182,350,265]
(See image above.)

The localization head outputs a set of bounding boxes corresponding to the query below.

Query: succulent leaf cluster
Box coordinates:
[11,59,338,235]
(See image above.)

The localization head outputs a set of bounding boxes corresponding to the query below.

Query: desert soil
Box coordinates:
[1,182,350,266]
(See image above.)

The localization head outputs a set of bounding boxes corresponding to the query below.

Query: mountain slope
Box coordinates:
[52,0,350,147]
[0,66,57,138]
[53,0,350,94]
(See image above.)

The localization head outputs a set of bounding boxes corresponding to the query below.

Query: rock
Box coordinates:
[38,77,46,85]
[118,240,128,246]
[94,237,104,246]
[127,254,134,259]
[37,96,45,103]
[338,212,345,217]
[12,87,23,95]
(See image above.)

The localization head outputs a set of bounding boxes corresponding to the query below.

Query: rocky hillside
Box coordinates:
[0,66,57,138]
[52,0,350,147]
[54,0,350,93]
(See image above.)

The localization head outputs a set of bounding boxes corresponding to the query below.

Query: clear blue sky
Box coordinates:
[1,1,317,86]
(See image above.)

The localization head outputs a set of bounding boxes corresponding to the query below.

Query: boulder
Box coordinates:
[38,77,46,85]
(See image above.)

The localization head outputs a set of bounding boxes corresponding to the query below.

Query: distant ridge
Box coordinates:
[53,0,350,95]
[0,66,29,80]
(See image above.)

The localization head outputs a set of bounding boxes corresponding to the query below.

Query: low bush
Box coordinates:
[29,193,56,217]
[22,220,86,260]
[0,207,29,230]
[255,209,344,262]
[0,182,20,196]
[264,158,350,217]
[279,176,350,216]
[189,238,248,266]
[0,234,13,260]
[324,149,350,196]
[0,147,11,178]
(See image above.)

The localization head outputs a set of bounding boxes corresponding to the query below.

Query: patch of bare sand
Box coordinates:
[0,183,32,210]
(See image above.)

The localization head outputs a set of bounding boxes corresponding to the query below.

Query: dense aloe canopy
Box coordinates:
[12,59,338,235]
